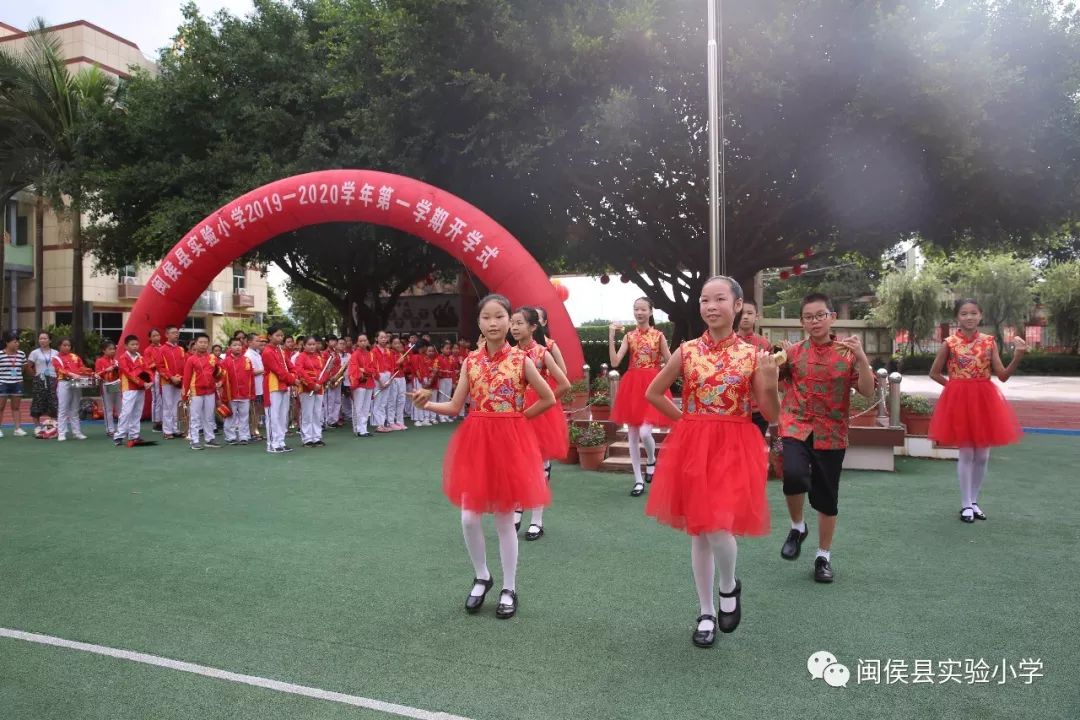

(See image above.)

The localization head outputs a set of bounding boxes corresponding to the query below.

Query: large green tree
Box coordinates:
[0,20,117,350]
[83,0,1080,344]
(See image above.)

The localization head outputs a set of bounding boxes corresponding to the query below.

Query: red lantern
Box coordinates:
[555,283,570,302]
[792,265,804,276]
[621,275,631,283]
[600,274,610,285]
[425,274,435,285]
[630,261,638,270]
[804,247,814,258]
[779,270,791,281]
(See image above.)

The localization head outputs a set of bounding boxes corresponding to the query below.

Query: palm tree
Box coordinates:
[0,19,117,350]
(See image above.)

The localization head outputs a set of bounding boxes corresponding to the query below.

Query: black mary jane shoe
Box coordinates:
[692,614,717,648]
[972,504,987,521]
[495,589,518,619]
[630,482,645,497]
[465,577,494,614]
[513,510,523,532]
[645,462,656,483]
[525,523,544,541]
[959,507,975,524]
[717,578,742,633]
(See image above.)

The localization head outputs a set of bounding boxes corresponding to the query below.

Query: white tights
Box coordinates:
[627,424,657,484]
[462,511,519,599]
[958,447,991,509]
[691,531,738,630]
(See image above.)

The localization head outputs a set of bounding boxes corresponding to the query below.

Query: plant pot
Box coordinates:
[577,444,608,470]
[589,406,610,421]
[571,392,589,410]
[901,412,932,437]
[559,445,580,465]
[848,413,878,428]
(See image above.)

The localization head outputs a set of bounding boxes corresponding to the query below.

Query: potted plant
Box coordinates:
[569,378,589,409]
[559,424,581,465]
[900,393,934,436]
[588,392,611,421]
[848,391,878,427]
[576,422,609,470]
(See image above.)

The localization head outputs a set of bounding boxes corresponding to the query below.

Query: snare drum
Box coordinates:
[103,379,121,393]
[71,376,99,390]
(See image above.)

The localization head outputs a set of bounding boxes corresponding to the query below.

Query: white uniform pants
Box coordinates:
[265,391,290,450]
[56,381,82,438]
[392,377,407,425]
[101,389,120,435]
[225,399,251,441]
[161,383,182,435]
[372,372,392,427]
[188,394,216,443]
[324,385,342,426]
[300,393,324,443]
[438,379,455,422]
[151,373,162,423]
[117,389,144,440]
[352,387,373,435]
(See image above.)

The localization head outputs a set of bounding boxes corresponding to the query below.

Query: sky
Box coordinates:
[3,0,668,324]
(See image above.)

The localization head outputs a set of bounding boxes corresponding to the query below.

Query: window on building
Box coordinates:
[178,317,207,347]
[119,264,137,283]
[52,312,125,344]
[14,214,28,246]
[233,265,246,293]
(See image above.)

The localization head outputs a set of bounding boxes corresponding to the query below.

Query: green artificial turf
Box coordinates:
[0,425,1076,720]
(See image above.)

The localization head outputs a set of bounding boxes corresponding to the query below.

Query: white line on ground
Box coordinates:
[0,627,473,720]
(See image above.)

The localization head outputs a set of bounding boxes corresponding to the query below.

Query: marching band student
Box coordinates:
[402,337,417,423]
[262,326,299,454]
[145,328,163,432]
[52,338,92,442]
[116,334,151,447]
[389,337,409,430]
[295,336,329,447]
[411,343,438,426]
[348,334,376,437]
[245,334,266,439]
[643,276,779,648]
[158,326,186,439]
[94,341,121,439]
[434,341,458,423]
[410,294,555,619]
[183,333,223,450]
[222,337,255,445]
[321,336,344,428]
[371,331,396,433]
[339,336,353,425]
[211,344,225,361]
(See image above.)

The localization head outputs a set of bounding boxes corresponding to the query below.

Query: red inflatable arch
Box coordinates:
[121,170,584,379]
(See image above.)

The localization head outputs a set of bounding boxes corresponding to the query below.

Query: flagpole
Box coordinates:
[706,0,726,277]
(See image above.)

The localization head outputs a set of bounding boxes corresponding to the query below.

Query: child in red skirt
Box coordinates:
[511,306,571,541]
[644,276,780,649]
[609,297,674,497]
[410,294,556,619]
[929,299,1027,523]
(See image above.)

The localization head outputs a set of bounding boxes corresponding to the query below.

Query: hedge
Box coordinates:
[894,350,1080,376]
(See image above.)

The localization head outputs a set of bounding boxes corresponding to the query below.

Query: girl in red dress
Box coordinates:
[510,306,571,540]
[609,298,674,497]
[644,276,779,648]
[928,299,1026,523]
[411,294,556,619]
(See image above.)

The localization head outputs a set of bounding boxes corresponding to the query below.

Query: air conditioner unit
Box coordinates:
[121,276,137,284]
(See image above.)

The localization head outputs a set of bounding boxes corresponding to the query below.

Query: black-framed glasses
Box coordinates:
[800,311,832,323]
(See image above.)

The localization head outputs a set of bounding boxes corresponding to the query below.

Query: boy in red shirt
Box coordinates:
[433,341,458,424]
[348,334,375,437]
[737,299,775,437]
[117,334,151,446]
[370,331,396,432]
[94,341,121,440]
[145,328,163,432]
[778,293,875,583]
[294,336,329,446]
[221,337,255,445]
[157,325,186,439]
[182,333,222,450]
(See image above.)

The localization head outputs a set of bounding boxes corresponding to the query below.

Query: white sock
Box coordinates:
[640,424,656,464]
[691,535,716,629]
[970,447,990,504]
[791,520,806,533]
[529,507,544,527]
[494,512,518,593]
[461,511,490,596]
[958,448,975,508]
[627,426,644,484]
[816,548,831,562]
[707,531,738,613]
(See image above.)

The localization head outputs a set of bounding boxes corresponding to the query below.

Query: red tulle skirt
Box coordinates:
[443,411,551,513]
[928,379,1023,448]
[611,367,674,427]
[645,414,770,536]
[525,386,569,460]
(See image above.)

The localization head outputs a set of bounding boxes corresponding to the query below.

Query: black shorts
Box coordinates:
[781,435,845,517]
[751,411,768,438]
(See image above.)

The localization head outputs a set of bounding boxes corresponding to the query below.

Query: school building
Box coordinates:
[1,19,268,344]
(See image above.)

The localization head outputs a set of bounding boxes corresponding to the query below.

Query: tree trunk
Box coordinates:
[71,199,85,353]
[0,193,7,331]
[34,196,44,332]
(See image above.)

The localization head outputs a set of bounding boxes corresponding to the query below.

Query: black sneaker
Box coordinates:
[279,445,294,453]
[814,556,834,583]
[190,443,203,451]
[781,527,809,560]
[204,440,221,449]
[113,438,124,447]
[239,439,249,446]
[226,439,239,446]
[153,422,162,432]
[303,441,314,447]
[314,440,326,447]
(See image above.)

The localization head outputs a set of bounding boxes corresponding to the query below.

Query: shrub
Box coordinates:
[899,392,934,415]
[575,422,608,447]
